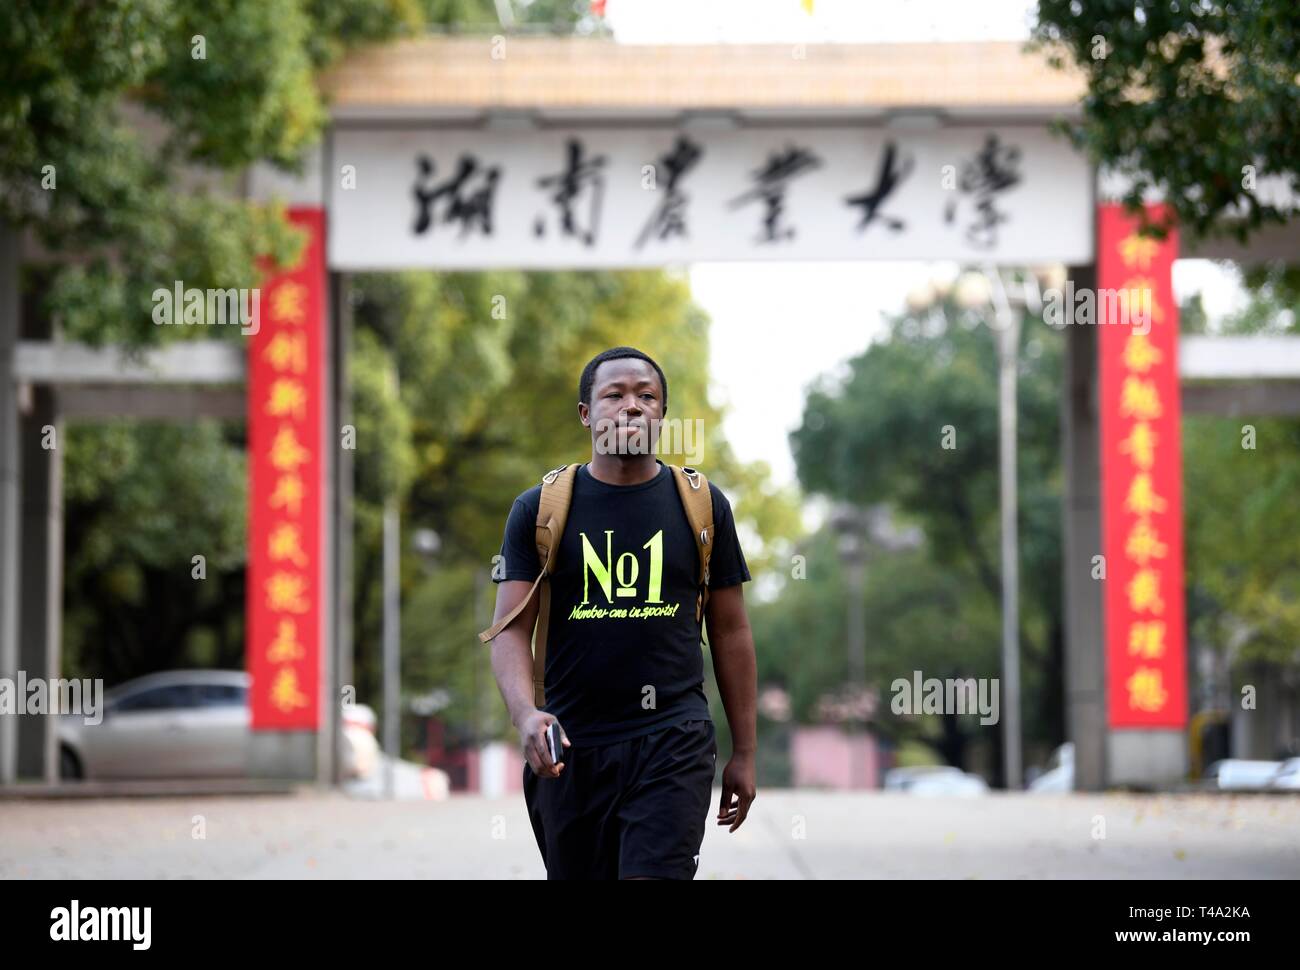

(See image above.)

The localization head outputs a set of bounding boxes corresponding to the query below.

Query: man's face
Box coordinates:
[579,357,665,457]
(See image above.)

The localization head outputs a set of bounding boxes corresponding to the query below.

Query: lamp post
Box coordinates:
[832,503,868,788]
[381,501,399,798]
[988,270,1024,791]
[987,267,1042,791]
[951,267,1043,790]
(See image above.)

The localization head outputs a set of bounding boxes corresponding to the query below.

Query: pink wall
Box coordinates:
[462,744,528,794]
[791,726,880,789]
[504,745,525,793]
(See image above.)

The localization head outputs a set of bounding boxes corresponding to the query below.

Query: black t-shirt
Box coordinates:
[493,459,750,746]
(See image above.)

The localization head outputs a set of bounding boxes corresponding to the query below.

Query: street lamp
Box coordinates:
[951,267,1043,790]
[412,527,441,560]
[381,501,400,798]
[986,266,1041,792]
[831,503,869,788]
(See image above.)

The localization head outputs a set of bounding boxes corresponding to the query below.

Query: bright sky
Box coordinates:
[605,0,1038,44]
[602,0,1252,488]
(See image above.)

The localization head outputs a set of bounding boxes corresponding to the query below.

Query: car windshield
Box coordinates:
[194,683,247,707]
[112,684,198,712]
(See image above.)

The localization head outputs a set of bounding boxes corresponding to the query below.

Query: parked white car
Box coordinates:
[341,701,381,780]
[883,765,952,791]
[1204,758,1284,791]
[1028,742,1074,793]
[908,768,989,796]
[1270,758,1300,790]
[884,765,988,796]
[59,669,377,781]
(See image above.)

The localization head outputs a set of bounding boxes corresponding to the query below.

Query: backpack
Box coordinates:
[477,462,715,708]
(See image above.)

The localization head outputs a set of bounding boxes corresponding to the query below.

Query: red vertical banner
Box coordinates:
[247,207,325,730]
[1098,203,1187,729]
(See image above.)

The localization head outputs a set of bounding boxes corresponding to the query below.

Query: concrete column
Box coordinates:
[1231,661,1284,761]
[248,733,316,780]
[313,260,337,788]
[331,271,355,785]
[1108,729,1188,786]
[0,225,20,785]
[17,383,63,782]
[1060,264,1107,791]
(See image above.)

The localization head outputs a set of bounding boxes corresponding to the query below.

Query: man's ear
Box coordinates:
[577,401,590,427]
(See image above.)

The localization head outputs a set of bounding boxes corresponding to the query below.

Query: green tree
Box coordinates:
[1182,264,1300,671]
[1032,1,1300,240]
[1185,415,1300,668]
[423,0,593,31]
[0,0,422,343]
[62,420,248,682]
[782,290,1068,778]
[750,527,1005,772]
[769,267,1300,777]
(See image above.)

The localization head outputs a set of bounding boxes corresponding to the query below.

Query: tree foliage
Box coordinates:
[1032,1,1300,240]
[0,0,421,343]
[777,295,1068,772]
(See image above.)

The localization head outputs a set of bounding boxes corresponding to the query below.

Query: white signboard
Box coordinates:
[328,126,1093,269]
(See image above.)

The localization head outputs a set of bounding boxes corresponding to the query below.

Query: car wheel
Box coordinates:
[59,747,83,781]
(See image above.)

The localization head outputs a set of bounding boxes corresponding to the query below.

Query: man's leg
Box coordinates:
[524,741,623,879]
[522,761,550,870]
[616,719,717,880]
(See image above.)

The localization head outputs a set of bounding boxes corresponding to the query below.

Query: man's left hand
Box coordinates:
[717,752,756,832]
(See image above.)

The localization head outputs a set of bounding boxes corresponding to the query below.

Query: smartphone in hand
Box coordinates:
[547,721,565,767]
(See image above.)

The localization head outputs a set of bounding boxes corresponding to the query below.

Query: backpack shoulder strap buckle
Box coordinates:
[669,464,715,625]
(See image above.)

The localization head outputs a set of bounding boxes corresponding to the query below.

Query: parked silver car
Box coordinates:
[58,669,375,781]
[883,764,989,796]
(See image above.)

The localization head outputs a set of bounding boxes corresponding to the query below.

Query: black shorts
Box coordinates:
[522,717,717,880]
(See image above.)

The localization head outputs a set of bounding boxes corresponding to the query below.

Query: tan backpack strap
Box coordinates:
[477,568,545,644]
[477,463,580,708]
[535,463,578,576]
[670,464,714,623]
[528,463,578,704]
[533,581,552,707]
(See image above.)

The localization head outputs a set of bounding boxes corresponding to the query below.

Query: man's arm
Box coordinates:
[487,579,568,777]
[704,583,757,832]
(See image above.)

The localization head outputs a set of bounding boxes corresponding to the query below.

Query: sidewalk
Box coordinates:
[2,789,1297,879]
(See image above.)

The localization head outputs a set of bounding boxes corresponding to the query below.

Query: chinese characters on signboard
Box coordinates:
[1098,203,1187,729]
[248,207,324,731]
[330,127,1093,269]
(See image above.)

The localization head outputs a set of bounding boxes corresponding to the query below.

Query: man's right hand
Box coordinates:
[519,708,570,778]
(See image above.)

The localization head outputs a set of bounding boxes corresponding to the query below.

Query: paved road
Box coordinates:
[3,790,1297,879]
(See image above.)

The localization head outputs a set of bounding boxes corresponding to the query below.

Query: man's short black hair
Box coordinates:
[578,346,669,410]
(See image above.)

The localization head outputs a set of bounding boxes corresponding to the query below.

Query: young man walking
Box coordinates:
[482,346,758,880]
